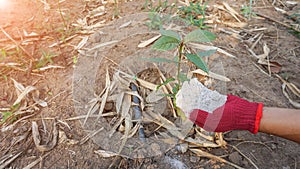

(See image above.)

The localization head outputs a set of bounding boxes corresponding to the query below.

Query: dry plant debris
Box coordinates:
[0,0,299,168]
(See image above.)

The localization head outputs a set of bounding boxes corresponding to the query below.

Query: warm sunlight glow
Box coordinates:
[0,0,9,9]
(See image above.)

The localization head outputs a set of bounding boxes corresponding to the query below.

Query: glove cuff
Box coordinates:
[253,103,263,134]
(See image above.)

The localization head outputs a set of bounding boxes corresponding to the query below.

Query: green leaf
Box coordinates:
[1,111,16,124]
[198,49,217,57]
[160,29,181,41]
[176,107,187,121]
[185,53,209,73]
[172,83,180,94]
[184,29,216,43]
[141,57,178,63]
[178,73,189,83]
[157,77,176,90]
[152,36,180,51]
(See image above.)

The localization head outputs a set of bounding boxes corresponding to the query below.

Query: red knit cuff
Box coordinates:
[253,103,263,134]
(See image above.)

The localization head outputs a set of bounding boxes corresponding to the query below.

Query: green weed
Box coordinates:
[178,2,208,29]
[0,103,20,124]
[35,50,58,68]
[241,0,255,19]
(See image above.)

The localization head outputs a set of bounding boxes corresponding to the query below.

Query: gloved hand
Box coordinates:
[176,78,263,134]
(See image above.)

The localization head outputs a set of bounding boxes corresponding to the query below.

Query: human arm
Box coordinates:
[259,107,300,143]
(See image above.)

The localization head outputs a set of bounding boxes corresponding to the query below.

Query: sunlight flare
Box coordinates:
[0,0,9,9]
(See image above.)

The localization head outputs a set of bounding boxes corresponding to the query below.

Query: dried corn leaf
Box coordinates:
[11,78,25,93]
[195,128,215,141]
[0,152,22,169]
[83,99,100,126]
[116,92,125,114]
[146,88,165,103]
[83,21,106,30]
[126,123,140,139]
[117,70,158,90]
[75,36,89,50]
[223,2,245,22]
[119,111,132,153]
[222,21,248,28]
[119,21,132,29]
[32,65,64,72]
[97,68,111,121]
[32,121,58,152]
[190,149,243,169]
[188,43,236,58]
[66,113,117,121]
[94,150,117,158]
[13,86,36,106]
[121,94,132,117]
[147,111,185,140]
[257,43,270,62]
[192,69,231,82]
[159,132,179,145]
[282,84,300,108]
[275,74,300,97]
[125,91,145,110]
[138,35,161,48]
[79,127,104,145]
[23,152,51,169]
[88,40,119,51]
[109,117,125,138]
[185,137,219,148]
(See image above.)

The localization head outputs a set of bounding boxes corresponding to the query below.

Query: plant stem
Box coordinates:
[58,0,67,30]
[177,42,184,86]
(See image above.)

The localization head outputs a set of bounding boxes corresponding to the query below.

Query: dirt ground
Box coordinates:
[0,0,299,169]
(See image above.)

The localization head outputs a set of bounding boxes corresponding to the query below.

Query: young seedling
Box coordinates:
[150,29,216,118]
[35,50,58,69]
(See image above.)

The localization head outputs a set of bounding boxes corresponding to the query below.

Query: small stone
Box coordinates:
[104,102,114,111]
[90,32,102,43]
[175,143,188,153]
[228,152,242,165]
[0,100,9,107]
[150,143,161,155]
[271,144,277,149]
[146,164,157,169]
[190,156,199,163]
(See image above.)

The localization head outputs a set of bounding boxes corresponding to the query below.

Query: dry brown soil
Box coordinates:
[0,0,299,169]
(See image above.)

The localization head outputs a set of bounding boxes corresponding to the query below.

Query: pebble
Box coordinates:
[146,164,157,169]
[150,143,161,155]
[228,152,242,165]
[90,32,102,43]
[190,156,200,163]
[271,144,277,149]
[104,102,114,111]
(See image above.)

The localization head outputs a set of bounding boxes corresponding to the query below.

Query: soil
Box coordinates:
[0,0,299,169]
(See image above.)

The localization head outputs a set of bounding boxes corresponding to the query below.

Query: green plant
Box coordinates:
[241,0,255,18]
[149,29,216,117]
[144,0,171,13]
[0,49,7,60]
[146,12,164,30]
[73,55,78,64]
[0,103,20,124]
[35,50,58,68]
[178,2,208,29]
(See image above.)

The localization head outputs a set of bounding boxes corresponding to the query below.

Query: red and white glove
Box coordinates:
[176,78,263,134]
